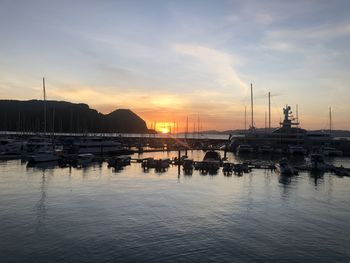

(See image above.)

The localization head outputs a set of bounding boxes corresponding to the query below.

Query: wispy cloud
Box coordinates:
[266,22,350,41]
[261,21,350,54]
[172,43,249,93]
[255,13,274,26]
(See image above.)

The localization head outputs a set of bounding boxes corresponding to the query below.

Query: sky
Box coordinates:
[1,0,350,131]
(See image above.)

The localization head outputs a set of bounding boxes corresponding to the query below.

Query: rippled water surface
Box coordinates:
[0,151,350,262]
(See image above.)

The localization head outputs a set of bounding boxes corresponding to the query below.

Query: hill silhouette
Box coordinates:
[0,100,149,133]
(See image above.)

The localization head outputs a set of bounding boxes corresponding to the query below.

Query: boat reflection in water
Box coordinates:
[309,170,325,186]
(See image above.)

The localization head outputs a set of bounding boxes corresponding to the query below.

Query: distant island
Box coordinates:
[0,100,150,133]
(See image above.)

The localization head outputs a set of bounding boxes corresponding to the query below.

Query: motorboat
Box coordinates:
[289,145,307,155]
[27,149,59,163]
[258,145,273,154]
[321,146,343,157]
[73,137,124,154]
[222,161,233,174]
[108,155,131,167]
[276,158,297,176]
[237,144,254,154]
[203,150,221,163]
[0,138,26,156]
[155,158,170,170]
[73,153,94,167]
[141,158,170,171]
[182,158,194,174]
[310,153,328,171]
[25,137,54,154]
[199,150,222,173]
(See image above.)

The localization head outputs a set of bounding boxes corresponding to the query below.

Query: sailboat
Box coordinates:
[27,78,60,163]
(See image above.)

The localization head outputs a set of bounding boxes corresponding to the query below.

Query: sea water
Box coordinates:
[0,151,349,262]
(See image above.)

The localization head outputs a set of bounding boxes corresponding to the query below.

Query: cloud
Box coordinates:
[267,22,350,41]
[255,13,274,26]
[262,21,350,53]
[47,83,189,114]
[262,41,298,53]
[172,43,249,94]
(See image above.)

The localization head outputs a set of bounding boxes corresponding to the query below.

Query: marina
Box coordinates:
[2,1,350,262]
[1,133,349,177]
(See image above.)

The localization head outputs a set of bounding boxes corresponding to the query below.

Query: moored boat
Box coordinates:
[183,158,194,173]
[310,153,328,171]
[73,153,94,166]
[276,158,298,176]
[0,138,26,157]
[259,145,273,154]
[199,150,222,173]
[73,137,124,155]
[27,149,60,163]
[108,155,131,167]
[321,146,343,157]
[228,105,348,155]
[289,145,307,155]
[237,144,254,154]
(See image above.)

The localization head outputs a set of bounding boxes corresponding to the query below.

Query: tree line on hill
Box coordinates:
[0,100,149,133]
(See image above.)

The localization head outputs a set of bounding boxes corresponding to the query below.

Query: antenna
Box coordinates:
[265,111,267,133]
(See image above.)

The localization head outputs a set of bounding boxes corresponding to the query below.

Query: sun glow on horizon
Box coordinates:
[161,127,170,134]
[154,122,174,134]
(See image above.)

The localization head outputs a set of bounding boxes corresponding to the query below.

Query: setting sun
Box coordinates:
[155,122,173,134]
[161,127,169,134]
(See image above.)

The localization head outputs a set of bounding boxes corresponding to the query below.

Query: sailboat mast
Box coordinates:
[244,105,247,131]
[193,120,195,137]
[52,107,55,138]
[329,107,332,134]
[268,91,271,131]
[250,83,254,131]
[43,77,47,135]
[296,104,299,128]
[197,115,200,138]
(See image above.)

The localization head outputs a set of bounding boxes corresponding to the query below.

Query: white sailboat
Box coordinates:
[27,78,59,163]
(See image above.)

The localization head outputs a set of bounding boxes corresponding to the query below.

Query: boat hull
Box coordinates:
[28,154,59,163]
